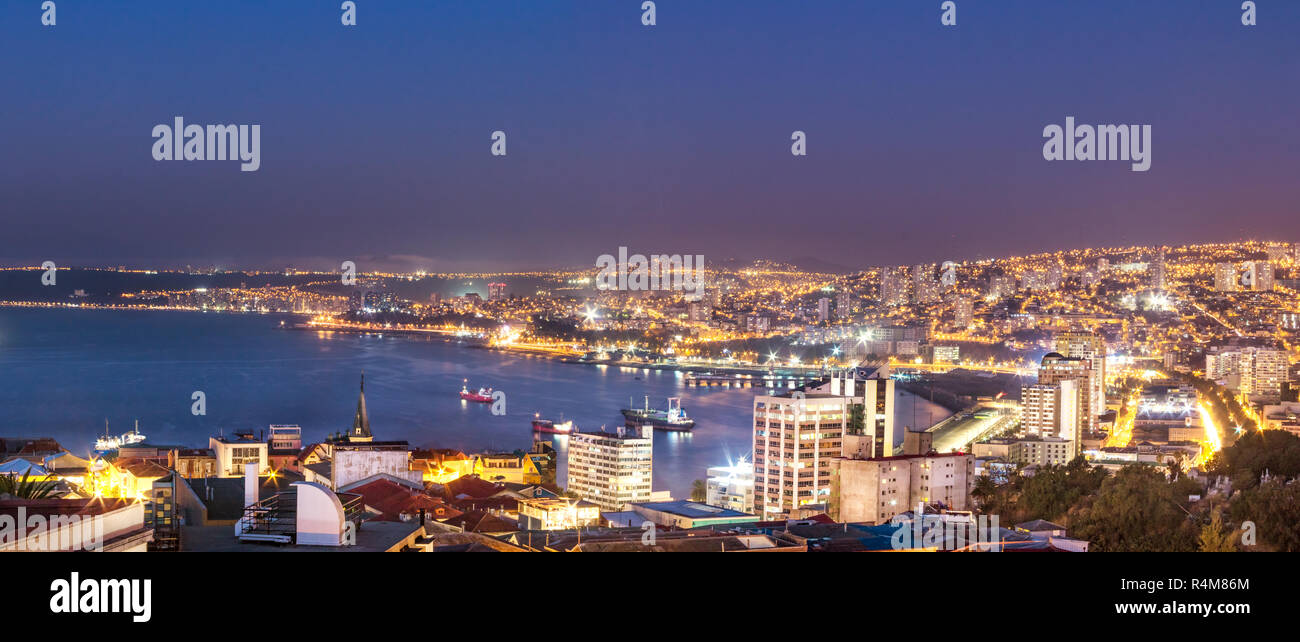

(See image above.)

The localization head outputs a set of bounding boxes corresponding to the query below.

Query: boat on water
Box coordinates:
[531,414,576,434]
[621,396,695,432]
[460,382,494,403]
[94,420,147,452]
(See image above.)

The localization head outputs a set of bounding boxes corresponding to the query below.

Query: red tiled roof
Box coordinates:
[443,475,502,499]
[440,509,518,533]
[348,478,460,522]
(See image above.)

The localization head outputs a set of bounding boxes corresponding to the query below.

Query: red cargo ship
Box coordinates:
[531,414,576,434]
[459,381,494,403]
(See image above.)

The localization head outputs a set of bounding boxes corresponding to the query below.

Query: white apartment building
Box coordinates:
[1020,379,1082,443]
[1053,332,1106,425]
[1038,351,1096,435]
[705,460,754,514]
[752,374,895,519]
[1206,345,1289,402]
[210,434,268,478]
[567,429,654,511]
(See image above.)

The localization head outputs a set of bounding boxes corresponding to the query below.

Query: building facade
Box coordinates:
[567,429,654,511]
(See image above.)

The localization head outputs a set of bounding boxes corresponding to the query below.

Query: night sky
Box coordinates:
[2,1,1297,272]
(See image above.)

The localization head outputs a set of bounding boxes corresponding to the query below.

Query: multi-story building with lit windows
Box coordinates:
[1206,344,1290,403]
[1247,261,1274,291]
[210,433,268,478]
[705,459,754,514]
[752,373,895,519]
[1051,334,1106,430]
[1214,262,1237,292]
[880,267,910,306]
[1020,379,1082,444]
[1149,254,1167,290]
[1037,352,1093,435]
[954,298,974,329]
[567,429,654,511]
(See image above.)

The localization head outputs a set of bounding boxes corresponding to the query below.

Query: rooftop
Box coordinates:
[631,500,754,520]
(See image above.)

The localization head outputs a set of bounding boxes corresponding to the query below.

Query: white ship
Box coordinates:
[94,420,147,452]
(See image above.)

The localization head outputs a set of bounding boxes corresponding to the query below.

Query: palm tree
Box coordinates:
[971,475,999,510]
[690,479,708,502]
[0,471,59,499]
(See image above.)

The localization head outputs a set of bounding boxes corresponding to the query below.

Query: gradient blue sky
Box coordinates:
[2,0,1297,271]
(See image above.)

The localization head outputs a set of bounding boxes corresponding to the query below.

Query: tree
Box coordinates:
[1228,479,1300,551]
[971,475,999,510]
[1011,456,1106,524]
[1068,465,1199,552]
[690,479,707,502]
[0,471,58,499]
[1197,510,1238,552]
[1208,430,1300,491]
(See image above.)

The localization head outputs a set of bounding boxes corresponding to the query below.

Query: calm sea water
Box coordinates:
[0,308,948,498]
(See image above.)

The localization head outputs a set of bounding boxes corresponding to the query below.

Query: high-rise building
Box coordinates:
[954,299,974,329]
[752,373,895,519]
[912,264,939,304]
[880,267,910,306]
[1149,254,1167,290]
[1246,261,1274,291]
[488,282,507,300]
[1214,262,1238,293]
[1052,333,1106,429]
[1020,380,1083,445]
[986,273,1015,298]
[817,297,832,323]
[1206,344,1290,403]
[567,429,654,511]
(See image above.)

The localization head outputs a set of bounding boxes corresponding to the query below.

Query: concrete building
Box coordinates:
[1246,261,1274,291]
[1149,254,1167,290]
[954,298,974,329]
[210,432,268,478]
[1038,350,1097,434]
[1261,402,1300,438]
[517,498,600,530]
[567,428,654,511]
[267,424,302,472]
[1206,344,1290,403]
[880,267,911,306]
[973,437,1077,467]
[1214,262,1237,292]
[752,373,896,519]
[1020,379,1083,445]
[829,450,975,525]
[705,459,754,514]
[1054,331,1106,425]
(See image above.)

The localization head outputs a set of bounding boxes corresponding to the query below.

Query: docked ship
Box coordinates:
[621,396,695,432]
[459,381,494,403]
[531,414,576,435]
[94,420,147,453]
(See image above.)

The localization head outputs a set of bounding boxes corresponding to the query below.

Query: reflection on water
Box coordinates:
[0,307,951,500]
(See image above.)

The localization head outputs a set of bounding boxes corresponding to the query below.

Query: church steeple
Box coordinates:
[350,372,373,441]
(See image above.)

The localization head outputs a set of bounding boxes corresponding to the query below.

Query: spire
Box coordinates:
[351,372,372,440]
